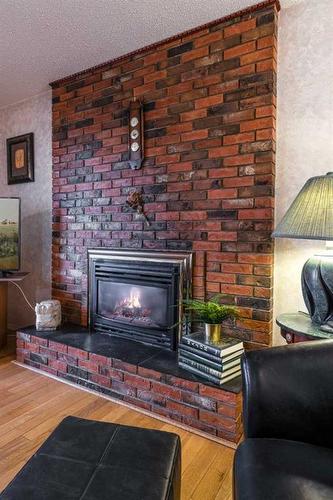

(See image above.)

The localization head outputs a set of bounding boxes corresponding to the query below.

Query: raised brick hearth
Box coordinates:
[16,326,242,445]
[51,0,278,349]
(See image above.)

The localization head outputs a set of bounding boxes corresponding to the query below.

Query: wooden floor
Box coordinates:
[0,355,234,499]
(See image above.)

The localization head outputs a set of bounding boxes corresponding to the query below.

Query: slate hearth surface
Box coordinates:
[18,324,241,394]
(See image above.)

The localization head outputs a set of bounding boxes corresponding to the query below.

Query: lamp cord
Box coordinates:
[9,281,35,312]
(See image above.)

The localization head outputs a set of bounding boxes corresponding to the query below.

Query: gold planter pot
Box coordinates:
[204,323,222,343]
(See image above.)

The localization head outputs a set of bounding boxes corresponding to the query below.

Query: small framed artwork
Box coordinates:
[7,133,34,184]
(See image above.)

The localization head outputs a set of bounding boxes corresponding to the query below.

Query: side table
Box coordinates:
[0,272,28,348]
[276,312,333,344]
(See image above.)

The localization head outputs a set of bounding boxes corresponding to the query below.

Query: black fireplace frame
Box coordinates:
[88,249,192,350]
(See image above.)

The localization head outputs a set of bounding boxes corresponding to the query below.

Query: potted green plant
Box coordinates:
[183,294,239,342]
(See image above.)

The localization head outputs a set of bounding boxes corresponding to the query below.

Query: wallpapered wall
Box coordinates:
[0,91,52,329]
[274,0,333,343]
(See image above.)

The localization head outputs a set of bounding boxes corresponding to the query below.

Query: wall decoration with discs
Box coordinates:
[128,99,144,170]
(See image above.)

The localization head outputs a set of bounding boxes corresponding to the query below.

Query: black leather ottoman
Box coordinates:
[1,416,181,500]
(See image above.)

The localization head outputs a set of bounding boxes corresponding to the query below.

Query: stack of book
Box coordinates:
[178,332,244,386]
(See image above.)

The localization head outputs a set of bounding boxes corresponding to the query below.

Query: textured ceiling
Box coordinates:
[0,0,303,107]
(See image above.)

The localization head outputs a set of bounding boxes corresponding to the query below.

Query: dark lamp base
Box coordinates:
[302,254,333,331]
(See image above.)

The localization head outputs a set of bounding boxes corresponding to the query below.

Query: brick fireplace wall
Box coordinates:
[51,0,278,348]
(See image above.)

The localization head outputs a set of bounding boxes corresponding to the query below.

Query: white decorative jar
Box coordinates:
[35,300,62,331]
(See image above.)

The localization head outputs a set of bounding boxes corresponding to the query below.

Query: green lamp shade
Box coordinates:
[273,173,333,241]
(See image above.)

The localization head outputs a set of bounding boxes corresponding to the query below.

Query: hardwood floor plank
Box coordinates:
[181,440,222,499]
[190,444,234,500]
[0,361,235,498]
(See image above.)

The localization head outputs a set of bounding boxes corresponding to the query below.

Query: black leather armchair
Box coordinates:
[233,340,333,500]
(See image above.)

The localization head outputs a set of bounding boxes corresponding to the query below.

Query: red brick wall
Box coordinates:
[17,330,242,443]
[51,1,278,348]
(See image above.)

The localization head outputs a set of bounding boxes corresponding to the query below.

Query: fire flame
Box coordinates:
[127,290,141,308]
[113,288,142,311]
[114,289,141,309]
[111,287,153,322]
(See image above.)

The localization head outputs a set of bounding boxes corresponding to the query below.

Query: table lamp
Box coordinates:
[272,172,333,332]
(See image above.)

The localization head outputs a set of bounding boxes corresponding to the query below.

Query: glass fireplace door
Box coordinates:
[98,280,168,330]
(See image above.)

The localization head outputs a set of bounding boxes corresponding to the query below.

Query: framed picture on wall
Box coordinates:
[7,133,34,184]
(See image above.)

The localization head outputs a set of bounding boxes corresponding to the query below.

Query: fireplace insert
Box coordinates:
[88,249,192,350]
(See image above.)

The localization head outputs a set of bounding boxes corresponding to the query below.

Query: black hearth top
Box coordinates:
[18,324,241,394]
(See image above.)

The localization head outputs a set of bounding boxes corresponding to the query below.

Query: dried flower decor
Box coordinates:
[126,191,150,226]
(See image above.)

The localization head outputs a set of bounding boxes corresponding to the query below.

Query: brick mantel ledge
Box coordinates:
[16,326,242,446]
